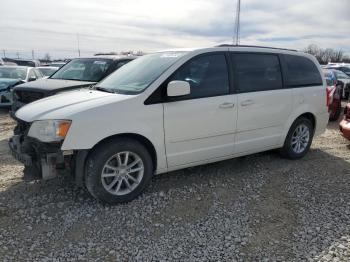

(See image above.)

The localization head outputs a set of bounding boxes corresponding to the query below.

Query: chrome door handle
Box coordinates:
[241,100,254,106]
[219,102,235,109]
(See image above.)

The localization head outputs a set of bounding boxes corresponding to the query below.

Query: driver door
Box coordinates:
[163,53,238,167]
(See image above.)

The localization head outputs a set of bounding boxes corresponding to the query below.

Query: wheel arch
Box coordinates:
[74,133,158,186]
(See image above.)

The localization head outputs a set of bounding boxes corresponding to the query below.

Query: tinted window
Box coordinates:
[168,54,229,99]
[284,55,322,87]
[234,53,282,93]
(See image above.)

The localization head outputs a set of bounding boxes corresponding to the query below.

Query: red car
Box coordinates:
[324,70,342,121]
[340,103,350,141]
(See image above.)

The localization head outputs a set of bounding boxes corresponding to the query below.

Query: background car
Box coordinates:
[0,66,44,107]
[37,66,59,77]
[11,55,136,112]
[324,69,342,121]
[332,69,350,99]
[324,63,350,77]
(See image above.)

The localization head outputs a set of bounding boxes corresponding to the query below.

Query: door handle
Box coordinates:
[219,102,235,109]
[241,100,254,106]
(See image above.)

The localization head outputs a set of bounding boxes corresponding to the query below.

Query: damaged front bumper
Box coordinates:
[8,134,69,180]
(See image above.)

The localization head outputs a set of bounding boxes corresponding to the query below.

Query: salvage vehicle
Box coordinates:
[11,56,135,112]
[323,69,342,121]
[0,66,44,107]
[340,102,350,141]
[10,46,329,204]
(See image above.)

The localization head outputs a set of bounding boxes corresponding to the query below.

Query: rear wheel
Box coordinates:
[280,117,314,159]
[85,138,153,204]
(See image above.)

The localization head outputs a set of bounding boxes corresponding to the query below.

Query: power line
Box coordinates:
[77,33,81,57]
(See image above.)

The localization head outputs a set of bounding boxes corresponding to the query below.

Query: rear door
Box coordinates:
[163,53,238,167]
[231,52,292,154]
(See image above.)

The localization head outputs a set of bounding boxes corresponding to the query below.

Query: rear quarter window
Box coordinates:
[283,54,323,87]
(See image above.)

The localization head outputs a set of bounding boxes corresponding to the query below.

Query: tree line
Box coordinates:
[303,44,350,64]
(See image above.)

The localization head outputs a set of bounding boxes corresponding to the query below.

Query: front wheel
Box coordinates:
[85,138,153,204]
[280,117,314,159]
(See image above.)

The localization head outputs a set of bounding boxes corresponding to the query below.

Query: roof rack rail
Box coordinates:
[216,44,298,52]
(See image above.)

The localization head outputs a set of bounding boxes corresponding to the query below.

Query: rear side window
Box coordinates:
[168,53,229,99]
[234,53,283,93]
[283,55,322,87]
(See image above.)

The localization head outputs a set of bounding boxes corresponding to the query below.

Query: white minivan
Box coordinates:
[10,45,329,203]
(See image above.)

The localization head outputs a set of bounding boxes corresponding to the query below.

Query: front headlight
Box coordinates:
[28,120,71,142]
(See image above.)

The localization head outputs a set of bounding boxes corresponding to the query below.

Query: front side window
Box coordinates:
[284,54,322,87]
[168,53,229,99]
[51,58,112,82]
[234,53,282,93]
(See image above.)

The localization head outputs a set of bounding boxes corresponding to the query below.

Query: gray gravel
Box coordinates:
[1,109,350,261]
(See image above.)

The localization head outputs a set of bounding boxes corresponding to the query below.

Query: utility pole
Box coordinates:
[2,49,5,58]
[233,0,241,45]
[32,50,35,59]
[77,33,81,57]
[16,52,19,59]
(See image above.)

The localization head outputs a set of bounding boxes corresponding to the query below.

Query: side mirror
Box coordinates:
[28,76,37,82]
[167,80,190,97]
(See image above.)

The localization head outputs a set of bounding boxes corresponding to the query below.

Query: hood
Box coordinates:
[0,78,22,91]
[14,78,95,93]
[15,89,133,122]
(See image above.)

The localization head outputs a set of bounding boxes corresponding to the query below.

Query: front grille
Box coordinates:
[14,90,44,104]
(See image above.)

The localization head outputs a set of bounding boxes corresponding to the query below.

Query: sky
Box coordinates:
[0,0,349,59]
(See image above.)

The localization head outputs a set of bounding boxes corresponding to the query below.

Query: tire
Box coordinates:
[280,117,314,159]
[85,138,153,204]
[329,99,341,121]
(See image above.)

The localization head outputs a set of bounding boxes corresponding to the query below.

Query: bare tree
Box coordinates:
[43,53,51,62]
[304,44,348,64]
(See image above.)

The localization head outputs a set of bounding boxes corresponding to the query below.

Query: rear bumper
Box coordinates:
[339,119,350,141]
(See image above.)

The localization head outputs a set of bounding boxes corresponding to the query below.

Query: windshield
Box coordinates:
[335,70,350,79]
[96,52,187,94]
[51,58,112,82]
[0,67,27,80]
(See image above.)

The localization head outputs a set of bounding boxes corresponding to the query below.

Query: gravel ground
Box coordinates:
[0,108,350,261]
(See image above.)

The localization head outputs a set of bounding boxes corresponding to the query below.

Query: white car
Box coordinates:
[10,46,329,204]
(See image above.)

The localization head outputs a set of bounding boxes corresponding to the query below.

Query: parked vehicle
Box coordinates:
[332,69,350,99]
[9,46,328,203]
[323,69,342,121]
[340,102,350,141]
[37,66,59,77]
[11,56,135,112]
[0,66,44,107]
[3,58,41,67]
[324,63,350,77]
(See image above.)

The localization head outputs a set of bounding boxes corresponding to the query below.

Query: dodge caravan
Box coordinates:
[9,46,329,204]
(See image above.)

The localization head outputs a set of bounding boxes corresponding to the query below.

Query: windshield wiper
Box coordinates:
[94,86,115,93]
